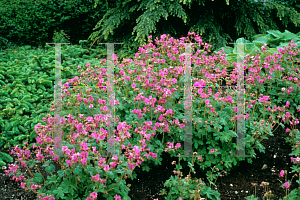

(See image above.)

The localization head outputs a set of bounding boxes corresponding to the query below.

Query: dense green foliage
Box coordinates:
[2,0,300,63]
[0,0,111,49]
[213,29,300,73]
[87,0,300,62]
[0,43,105,163]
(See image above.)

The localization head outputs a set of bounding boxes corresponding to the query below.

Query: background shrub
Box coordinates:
[0,0,109,48]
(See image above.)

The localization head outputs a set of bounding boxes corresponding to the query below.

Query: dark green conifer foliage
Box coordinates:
[88,0,300,61]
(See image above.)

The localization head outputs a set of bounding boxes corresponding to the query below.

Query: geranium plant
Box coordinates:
[4,32,300,200]
[160,152,223,200]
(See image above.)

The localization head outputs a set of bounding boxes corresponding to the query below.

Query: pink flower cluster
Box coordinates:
[290,157,300,164]
[86,192,97,200]
[164,142,181,152]
[258,96,270,104]
[37,194,55,200]
[210,149,218,154]
[91,174,106,184]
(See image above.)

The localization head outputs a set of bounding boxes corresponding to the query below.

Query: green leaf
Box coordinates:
[204,160,211,167]
[142,165,150,172]
[10,88,19,95]
[45,164,56,174]
[18,125,27,132]
[0,152,13,163]
[34,172,44,183]
[73,165,83,175]
[57,170,65,178]
[11,120,20,127]
[53,187,65,199]
[14,134,28,141]
[12,126,19,134]
[24,120,32,126]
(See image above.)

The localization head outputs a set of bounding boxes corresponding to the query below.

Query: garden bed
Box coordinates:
[1,32,300,200]
[0,120,298,199]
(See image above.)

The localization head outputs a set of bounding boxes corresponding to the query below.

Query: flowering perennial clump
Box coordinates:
[4,32,300,199]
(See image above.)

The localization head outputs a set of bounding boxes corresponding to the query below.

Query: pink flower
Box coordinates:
[245,113,250,119]
[263,96,270,101]
[279,170,285,177]
[114,194,121,200]
[205,100,210,105]
[210,149,215,153]
[173,119,179,125]
[91,174,100,182]
[175,143,181,149]
[31,185,38,190]
[167,142,174,148]
[166,109,173,115]
[285,112,291,119]
[90,192,97,198]
[286,101,290,108]
[100,179,106,185]
[284,182,290,189]
[197,155,203,162]
[131,83,136,88]
[103,165,110,171]
[62,146,68,152]
[81,158,87,165]
[80,151,88,158]
[66,159,73,167]
[81,142,89,151]
[234,107,238,112]
[128,163,135,170]
[98,157,106,165]
[282,88,286,91]
[172,78,177,84]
